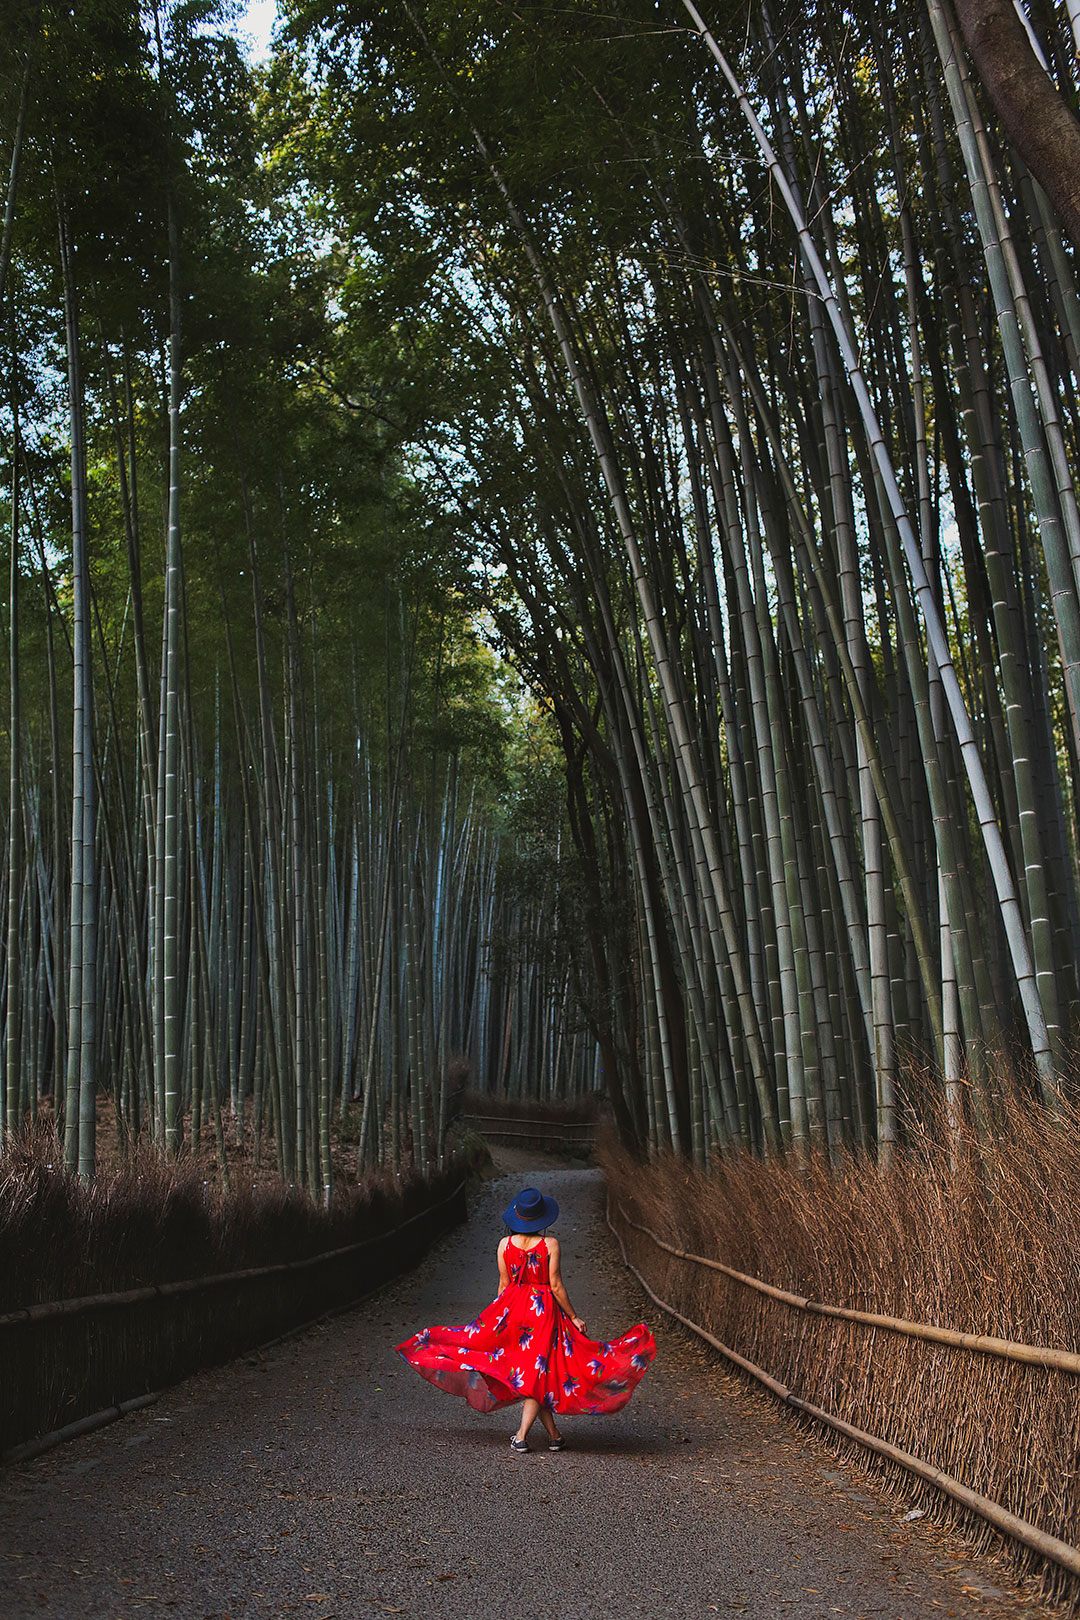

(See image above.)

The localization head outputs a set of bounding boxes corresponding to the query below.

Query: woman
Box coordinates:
[396,1186,656,1452]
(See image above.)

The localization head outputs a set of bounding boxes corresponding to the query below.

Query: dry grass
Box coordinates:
[0,1121,468,1456]
[602,1096,1080,1605]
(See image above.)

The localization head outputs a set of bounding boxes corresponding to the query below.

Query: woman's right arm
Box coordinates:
[496,1236,510,1296]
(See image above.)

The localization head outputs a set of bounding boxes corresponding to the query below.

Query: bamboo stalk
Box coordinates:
[680,0,1056,1095]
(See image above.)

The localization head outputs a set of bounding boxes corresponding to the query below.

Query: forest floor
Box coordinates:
[0,1158,1059,1620]
[77,1095,381,1188]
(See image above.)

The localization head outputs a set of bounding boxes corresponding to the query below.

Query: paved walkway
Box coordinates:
[0,1167,1052,1619]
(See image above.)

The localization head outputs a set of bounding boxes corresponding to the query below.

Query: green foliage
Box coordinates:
[0,0,518,808]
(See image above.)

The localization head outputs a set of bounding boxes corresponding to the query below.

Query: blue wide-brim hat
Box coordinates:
[502,1186,559,1232]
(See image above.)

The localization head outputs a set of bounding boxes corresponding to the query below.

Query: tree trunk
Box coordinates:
[952,0,1080,256]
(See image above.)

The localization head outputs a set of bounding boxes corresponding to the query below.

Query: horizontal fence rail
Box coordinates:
[2,1177,469,1462]
[606,1198,1080,1583]
[0,1178,467,1331]
[1,1394,162,1469]
[615,1204,1080,1375]
[462,1113,596,1145]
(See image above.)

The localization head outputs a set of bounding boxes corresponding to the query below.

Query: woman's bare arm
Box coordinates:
[546,1237,586,1332]
[496,1236,510,1296]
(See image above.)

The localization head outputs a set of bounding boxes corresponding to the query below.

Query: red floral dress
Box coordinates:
[396,1236,656,1415]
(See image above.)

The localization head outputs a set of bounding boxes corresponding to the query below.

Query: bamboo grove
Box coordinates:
[276,0,1080,1162]
[5,0,1080,1179]
[0,1,599,1192]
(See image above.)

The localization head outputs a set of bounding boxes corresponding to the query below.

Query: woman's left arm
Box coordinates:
[547,1238,586,1333]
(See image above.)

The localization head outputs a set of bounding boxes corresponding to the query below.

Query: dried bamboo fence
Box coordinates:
[1,1174,467,1462]
[613,1204,1080,1375]
[462,1112,596,1154]
[605,1183,1080,1603]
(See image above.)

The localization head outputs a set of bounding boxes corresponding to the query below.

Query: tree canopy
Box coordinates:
[3,0,1080,1177]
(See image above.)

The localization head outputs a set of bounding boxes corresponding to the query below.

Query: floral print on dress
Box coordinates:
[396,1236,656,1416]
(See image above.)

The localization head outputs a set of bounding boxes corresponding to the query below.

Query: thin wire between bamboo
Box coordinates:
[614,1202,1080,1374]
[605,1199,1080,1582]
[0,1177,466,1330]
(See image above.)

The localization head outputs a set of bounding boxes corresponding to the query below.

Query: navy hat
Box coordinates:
[502,1186,559,1232]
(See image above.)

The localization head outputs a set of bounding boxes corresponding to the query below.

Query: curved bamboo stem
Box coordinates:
[679,0,1055,1096]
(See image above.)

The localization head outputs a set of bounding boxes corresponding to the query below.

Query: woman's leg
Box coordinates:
[514,1398,541,1443]
[538,1404,562,1443]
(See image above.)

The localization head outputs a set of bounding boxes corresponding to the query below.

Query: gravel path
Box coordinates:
[0,1166,1054,1620]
